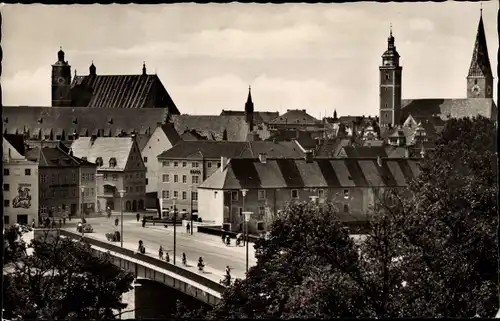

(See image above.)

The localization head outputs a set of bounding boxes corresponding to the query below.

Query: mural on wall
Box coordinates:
[13,184,32,209]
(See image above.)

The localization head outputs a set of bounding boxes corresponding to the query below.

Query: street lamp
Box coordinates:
[173,197,177,265]
[80,186,86,220]
[119,190,125,248]
[241,189,248,246]
[242,211,253,274]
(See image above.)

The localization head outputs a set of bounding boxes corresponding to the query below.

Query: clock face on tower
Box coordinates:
[472,85,481,96]
[57,77,65,85]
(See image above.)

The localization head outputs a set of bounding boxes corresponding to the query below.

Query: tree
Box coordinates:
[4,225,26,264]
[3,231,135,320]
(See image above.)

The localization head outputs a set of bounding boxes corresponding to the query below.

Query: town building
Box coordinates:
[24,144,91,220]
[197,156,421,233]
[156,140,307,217]
[70,136,147,212]
[3,135,39,226]
[141,123,181,194]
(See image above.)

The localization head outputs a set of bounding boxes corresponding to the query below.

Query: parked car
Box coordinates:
[77,223,93,233]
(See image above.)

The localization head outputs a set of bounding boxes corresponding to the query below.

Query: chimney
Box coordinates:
[220,156,228,172]
[259,153,267,164]
[376,156,382,167]
[305,150,313,163]
[404,147,410,158]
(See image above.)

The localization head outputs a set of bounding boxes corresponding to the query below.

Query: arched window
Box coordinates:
[109,157,117,168]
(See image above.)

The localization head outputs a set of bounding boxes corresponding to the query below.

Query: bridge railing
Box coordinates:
[59,230,226,294]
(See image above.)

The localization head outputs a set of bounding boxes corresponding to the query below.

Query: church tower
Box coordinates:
[245,86,254,131]
[51,47,72,107]
[379,26,402,127]
[467,9,493,99]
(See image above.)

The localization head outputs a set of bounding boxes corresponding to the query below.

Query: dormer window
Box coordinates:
[108,118,113,125]
[96,157,103,167]
[37,118,43,124]
[109,157,117,168]
[72,117,78,124]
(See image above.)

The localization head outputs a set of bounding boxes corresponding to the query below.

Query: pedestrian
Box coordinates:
[45,217,50,228]
[159,246,164,260]
[186,222,190,234]
[58,219,62,228]
[142,216,146,228]
[165,252,170,263]
[31,219,35,229]
[63,217,66,225]
[136,213,140,222]
[221,233,225,244]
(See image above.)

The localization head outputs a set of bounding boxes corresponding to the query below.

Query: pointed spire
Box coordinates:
[57,46,65,62]
[246,85,253,103]
[468,8,492,78]
[333,109,338,120]
[142,61,147,75]
[89,60,96,76]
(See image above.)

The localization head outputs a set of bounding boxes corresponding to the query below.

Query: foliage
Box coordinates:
[174,116,498,319]
[3,231,135,320]
[4,225,27,264]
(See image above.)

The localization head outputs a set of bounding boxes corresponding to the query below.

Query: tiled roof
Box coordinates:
[401,98,497,120]
[70,137,134,172]
[269,109,321,125]
[220,110,279,124]
[157,140,305,160]
[3,106,170,141]
[4,134,26,156]
[342,146,388,158]
[384,146,408,158]
[316,138,352,157]
[180,130,206,141]
[468,15,492,78]
[71,74,179,113]
[199,157,421,190]
[160,123,181,146]
[25,146,81,168]
[171,115,250,141]
[266,130,317,150]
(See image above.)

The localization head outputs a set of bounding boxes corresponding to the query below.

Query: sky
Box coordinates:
[1,2,498,118]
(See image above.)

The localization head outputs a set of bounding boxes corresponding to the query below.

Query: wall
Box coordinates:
[98,170,125,211]
[123,170,147,211]
[201,186,370,233]
[3,161,39,226]
[142,127,175,194]
[39,166,80,219]
[197,189,223,225]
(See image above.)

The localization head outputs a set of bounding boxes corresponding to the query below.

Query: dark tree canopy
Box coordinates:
[175,116,498,319]
[3,231,135,320]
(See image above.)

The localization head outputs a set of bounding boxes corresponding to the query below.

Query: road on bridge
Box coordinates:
[63,215,258,282]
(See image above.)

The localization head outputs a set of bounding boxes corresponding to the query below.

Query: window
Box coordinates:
[192,191,198,201]
[136,186,140,192]
[72,172,77,183]
[343,204,350,213]
[192,162,199,168]
[182,191,187,200]
[136,173,140,178]
[182,175,187,184]
[192,176,199,184]
[259,206,265,215]
[174,161,179,167]
[162,161,170,167]
[162,190,169,199]
[51,174,56,184]
[182,162,187,168]
[217,162,221,168]
[474,78,478,85]
[41,174,48,183]
[112,174,118,181]
[4,200,10,207]
[90,173,94,181]
[4,215,10,224]
[343,189,350,199]
[385,73,390,80]
[145,178,148,185]
[173,191,178,198]
[40,206,48,214]
[91,188,94,196]
[162,174,169,183]
[3,184,9,191]
[214,191,218,199]
[291,189,299,199]
[258,190,266,200]
[231,191,239,201]
[4,169,9,176]
[207,162,212,168]
[25,168,31,176]
[174,175,179,183]
[318,189,324,198]
[144,157,148,163]
[103,173,109,180]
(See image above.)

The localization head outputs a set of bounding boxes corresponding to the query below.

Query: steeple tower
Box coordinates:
[245,86,254,131]
[467,8,493,98]
[379,24,402,127]
[51,46,72,107]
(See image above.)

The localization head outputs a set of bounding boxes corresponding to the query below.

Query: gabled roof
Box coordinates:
[71,74,179,113]
[199,157,421,190]
[160,123,181,146]
[157,140,305,160]
[269,109,320,125]
[25,146,81,168]
[468,13,493,78]
[171,115,250,141]
[341,146,388,158]
[3,134,26,156]
[180,130,206,141]
[220,110,279,124]
[70,137,134,171]
[316,138,352,157]
[401,98,497,121]
[266,130,317,150]
[2,106,170,141]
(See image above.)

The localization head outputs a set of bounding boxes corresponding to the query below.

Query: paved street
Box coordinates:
[62,216,258,282]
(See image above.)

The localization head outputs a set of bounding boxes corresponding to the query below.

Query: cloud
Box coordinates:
[2,66,51,106]
[170,73,337,117]
[408,18,434,32]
